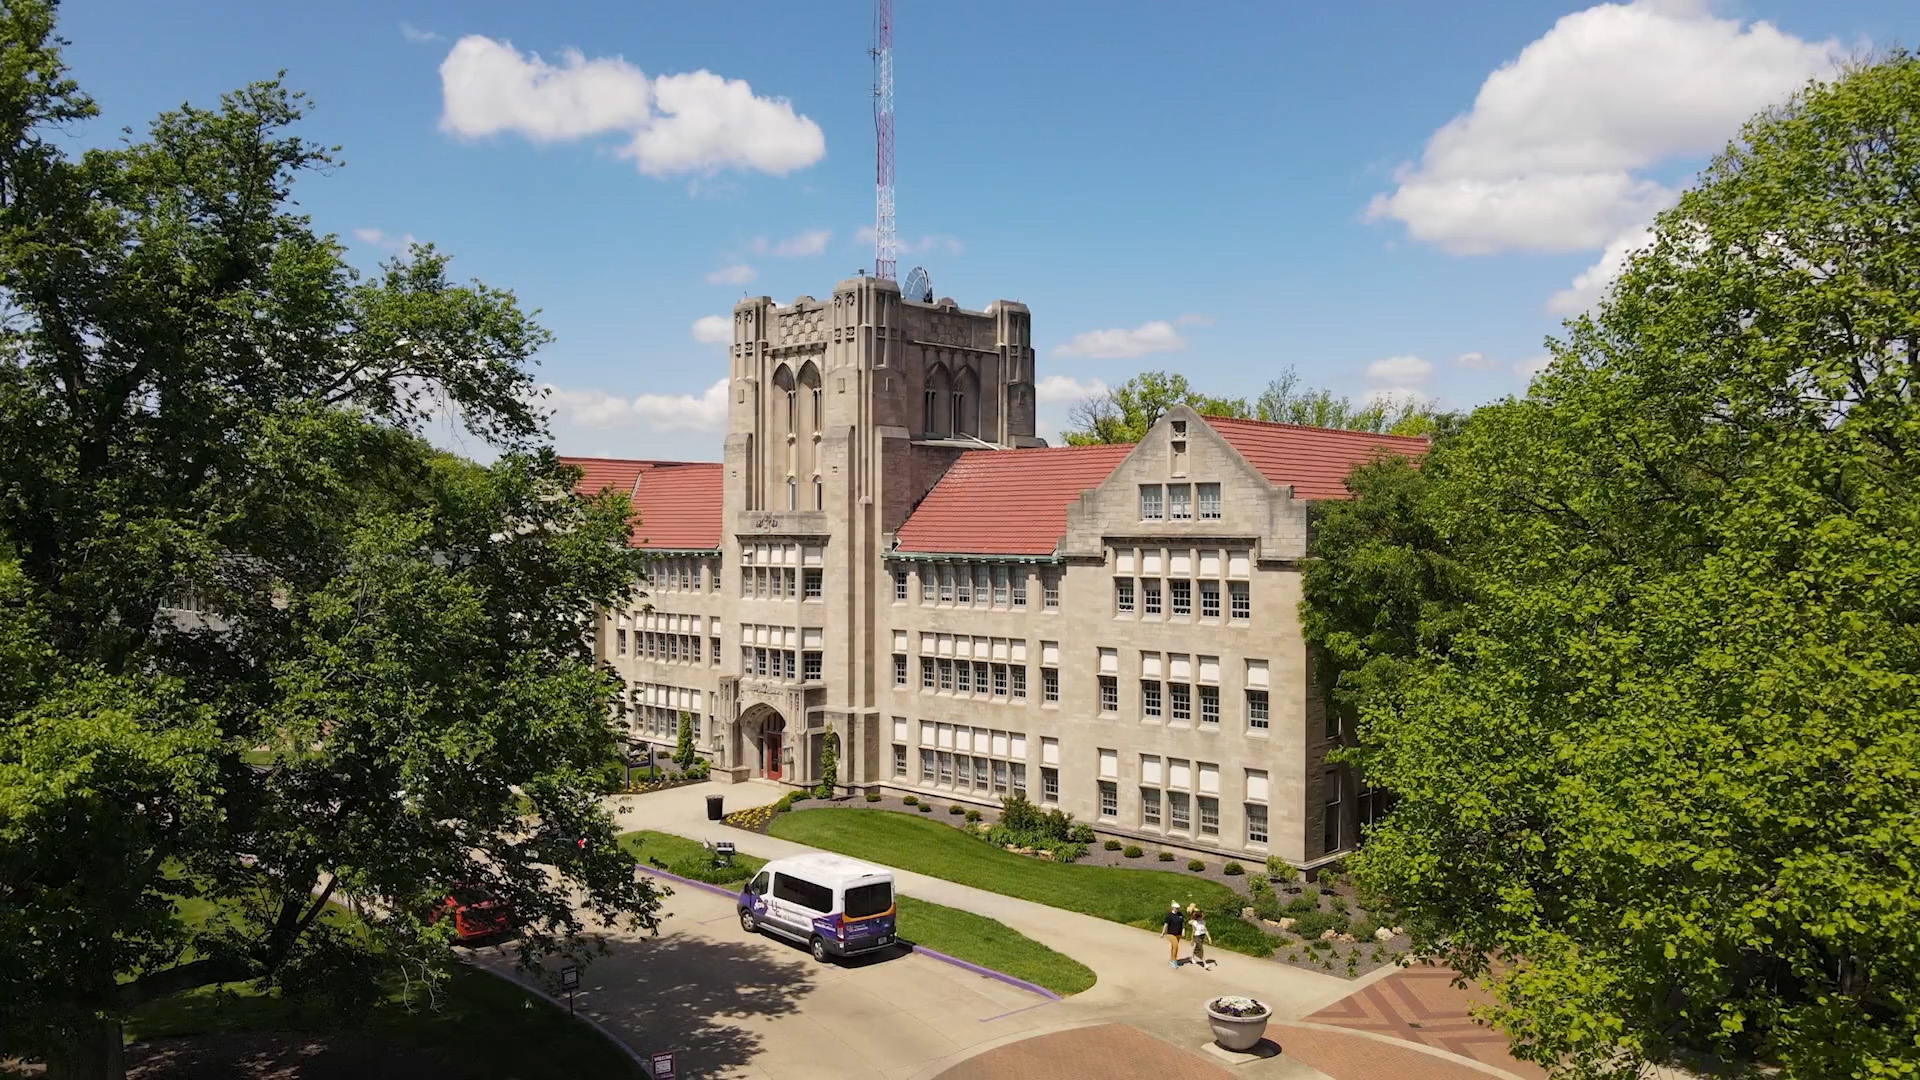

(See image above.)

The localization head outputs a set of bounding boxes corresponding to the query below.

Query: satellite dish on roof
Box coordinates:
[903,266,933,303]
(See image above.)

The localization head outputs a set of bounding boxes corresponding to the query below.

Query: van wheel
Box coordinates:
[810,936,830,963]
[739,910,757,934]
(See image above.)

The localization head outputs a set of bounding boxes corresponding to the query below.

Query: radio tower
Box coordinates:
[871,0,896,281]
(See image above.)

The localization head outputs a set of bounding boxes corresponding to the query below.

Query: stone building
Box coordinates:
[572,276,1425,867]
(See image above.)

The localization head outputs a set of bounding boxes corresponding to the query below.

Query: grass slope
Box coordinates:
[617,829,1096,995]
[767,808,1278,956]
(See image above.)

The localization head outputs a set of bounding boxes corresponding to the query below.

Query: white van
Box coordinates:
[737,852,898,962]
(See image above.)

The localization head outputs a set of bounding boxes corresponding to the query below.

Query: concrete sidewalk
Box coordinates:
[611,781,1354,1020]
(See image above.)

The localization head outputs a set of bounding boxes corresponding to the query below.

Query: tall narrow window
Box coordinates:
[1171,579,1192,616]
[922,570,936,602]
[1098,781,1118,818]
[1042,768,1060,803]
[1198,483,1221,519]
[1169,791,1191,831]
[893,654,907,687]
[1230,582,1250,620]
[1139,485,1164,520]
[1141,787,1161,827]
[1142,680,1162,719]
[1169,484,1192,520]
[1246,802,1268,845]
[1200,581,1220,619]
[803,568,823,598]
[1043,668,1059,704]
[1011,571,1028,607]
[1099,676,1118,715]
[1042,573,1059,609]
[1324,774,1343,854]
[811,387,822,432]
[813,477,823,510]
[1200,685,1220,727]
[1247,689,1269,730]
[1115,578,1135,615]
[1143,579,1162,616]
[1170,682,1191,722]
[786,478,797,510]
[924,389,937,433]
[895,570,908,602]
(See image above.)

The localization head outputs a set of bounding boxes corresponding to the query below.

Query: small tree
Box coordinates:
[815,731,838,799]
[673,712,696,771]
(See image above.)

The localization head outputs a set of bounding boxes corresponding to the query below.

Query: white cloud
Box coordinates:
[1035,374,1109,404]
[772,229,831,258]
[1454,351,1500,370]
[1548,226,1654,315]
[1366,355,1433,385]
[438,36,825,178]
[1513,355,1554,380]
[852,226,963,256]
[1052,321,1186,360]
[352,227,417,252]
[400,22,440,43]
[704,264,758,286]
[1366,1,1838,255]
[690,315,732,345]
[542,380,730,434]
[1175,313,1214,326]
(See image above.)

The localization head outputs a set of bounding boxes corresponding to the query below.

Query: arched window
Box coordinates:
[772,365,796,439]
[786,478,797,510]
[797,361,823,434]
[953,365,981,439]
[924,362,952,437]
[812,387,822,432]
[813,477,823,510]
[923,388,938,433]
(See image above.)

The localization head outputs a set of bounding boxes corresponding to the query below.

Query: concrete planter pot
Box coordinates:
[1205,997,1272,1052]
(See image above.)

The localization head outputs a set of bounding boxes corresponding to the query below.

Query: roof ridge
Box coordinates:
[1201,413,1429,442]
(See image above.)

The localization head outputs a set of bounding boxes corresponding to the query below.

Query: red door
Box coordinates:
[763,716,785,779]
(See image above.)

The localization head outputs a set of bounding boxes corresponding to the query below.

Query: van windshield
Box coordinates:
[845,882,893,919]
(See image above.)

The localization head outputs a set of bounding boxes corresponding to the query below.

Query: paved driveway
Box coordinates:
[471,868,1064,1080]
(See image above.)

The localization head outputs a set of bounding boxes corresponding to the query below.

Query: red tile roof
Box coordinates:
[1204,416,1428,500]
[560,457,724,551]
[894,444,1135,556]
[892,418,1429,556]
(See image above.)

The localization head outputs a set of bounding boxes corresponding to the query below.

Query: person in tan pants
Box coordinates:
[1162,902,1186,967]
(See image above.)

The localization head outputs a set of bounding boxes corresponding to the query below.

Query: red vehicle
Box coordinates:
[428,887,514,943]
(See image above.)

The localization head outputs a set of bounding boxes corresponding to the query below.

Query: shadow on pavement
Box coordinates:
[518,931,816,1077]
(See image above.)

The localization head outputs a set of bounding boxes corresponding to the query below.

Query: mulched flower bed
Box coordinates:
[723,788,1413,978]
[615,773,706,796]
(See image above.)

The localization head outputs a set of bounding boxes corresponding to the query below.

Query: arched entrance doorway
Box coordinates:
[760,714,786,780]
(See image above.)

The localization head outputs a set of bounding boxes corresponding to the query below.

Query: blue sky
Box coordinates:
[58,0,1915,460]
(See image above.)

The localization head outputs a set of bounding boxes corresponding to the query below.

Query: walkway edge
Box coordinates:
[461,957,656,1077]
[1273,1019,1535,1080]
[638,863,1062,1001]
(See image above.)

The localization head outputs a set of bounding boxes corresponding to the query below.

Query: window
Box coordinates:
[1198,483,1221,520]
[1142,787,1161,827]
[1200,581,1220,619]
[938,660,953,691]
[1042,767,1059,803]
[773,874,832,912]
[1169,484,1192,520]
[1042,668,1059,704]
[893,654,907,687]
[803,652,822,682]
[956,756,971,789]
[1326,709,1342,741]
[1042,573,1059,609]
[813,477,823,510]
[1011,666,1027,700]
[804,569,823,598]
[845,881,892,921]
[893,744,907,777]
[1170,682,1191,722]
[921,749,936,782]
[1098,781,1118,818]
[1199,796,1220,836]
[1011,763,1027,798]
[1200,686,1220,727]
[616,628,627,656]
[939,752,954,785]
[957,662,972,693]
[1230,582,1250,620]
[786,478,797,510]
[976,662,990,691]
[975,567,991,607]
[921,658,935,689]
[1099,676,1118,714]
[1115,578,1135,615]
[1359,784,1394,835]
[1143,579,1162,616]
[993,665,1008,696]
[993,760,1009,794]
[1142,680,1162,719]
[1011,571,1027,607]
[956,569,972,605]
[922,571,936,602]
[1247,690,1269,730]
[1169,791,1191,831]
[1246,802,1269,845]
[1139,485,1163,520]
[1171,579,1191,616]
[940,568,955,604]
[711,637,721,665]
[993,567,1008,606]
[1324,775,1343,854]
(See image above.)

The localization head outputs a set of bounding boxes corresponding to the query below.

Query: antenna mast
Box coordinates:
[871,0,896,281]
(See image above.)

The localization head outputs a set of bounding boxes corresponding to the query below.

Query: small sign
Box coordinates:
[559,966,580,991]
[650,1050,676,1079]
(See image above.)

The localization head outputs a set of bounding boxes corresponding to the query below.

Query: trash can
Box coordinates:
[706,794,724,821]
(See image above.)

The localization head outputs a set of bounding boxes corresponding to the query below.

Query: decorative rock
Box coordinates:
[1391,926,1405,937]
[1035,850,1054,860]
[1320,929,1339,941]
[1374,927,1394,942]
[1336,933,1356,943]
[1261,918,1287,929]
[1277,917,1295,931]
[1241,906,1257,920]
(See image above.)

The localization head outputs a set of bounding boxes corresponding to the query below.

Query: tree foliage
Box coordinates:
[815,730,838,800]
[1062,370,1249,444]
[0,8,657,1076]
[1303,56,1920,1078]
[1255,367,1453,436]
[1063,367,1448,444]
[673,712,696,771]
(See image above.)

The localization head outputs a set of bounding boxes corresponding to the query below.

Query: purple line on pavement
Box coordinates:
[636,864,1062,1000]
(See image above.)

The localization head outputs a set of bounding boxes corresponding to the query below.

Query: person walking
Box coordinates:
[1163,902,1186,968]
[1188,905,1213,969]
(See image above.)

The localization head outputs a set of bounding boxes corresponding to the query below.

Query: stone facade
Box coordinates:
[591,276,1394,867]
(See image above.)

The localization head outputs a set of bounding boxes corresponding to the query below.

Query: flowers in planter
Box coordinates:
[1209,996,1269,1018]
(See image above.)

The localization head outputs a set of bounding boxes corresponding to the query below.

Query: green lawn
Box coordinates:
[617,829,1096,995]
[767,808,1279,956]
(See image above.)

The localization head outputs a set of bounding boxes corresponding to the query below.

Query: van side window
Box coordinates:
[748,871,769,895]
[771,873,832,912]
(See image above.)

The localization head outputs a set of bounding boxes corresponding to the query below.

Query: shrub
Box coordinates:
[949,803,965,815]
[1350,917,1380,941]
[1290,910,1350,939]
[998,792,1044,833]
[865,793,881,803]
[1187,859,1206,872]
[1158,851,1175,862]
[1103,839,1122,851]
[1283,894,1320,916]
[1287,951,1300,963]
[1328,894,1349,914]
[1249,875,1270,894]
[1069,824,1096,844]
[903,795,918,805]
[1266,856,1297,883]
[1223,861,1245,876]
[1252,892,1289,922]
[917,803,933,813]
[965,808,982,822]
[1123,845,1143,858]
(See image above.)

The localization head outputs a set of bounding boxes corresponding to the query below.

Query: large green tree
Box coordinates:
[0,7,657,1077]
[1304,56,1920,1077]
[1061,370,1249,444]
[1063,367,1448,445]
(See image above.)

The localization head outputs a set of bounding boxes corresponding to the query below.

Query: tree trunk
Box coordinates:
[44,1019,124,1080]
